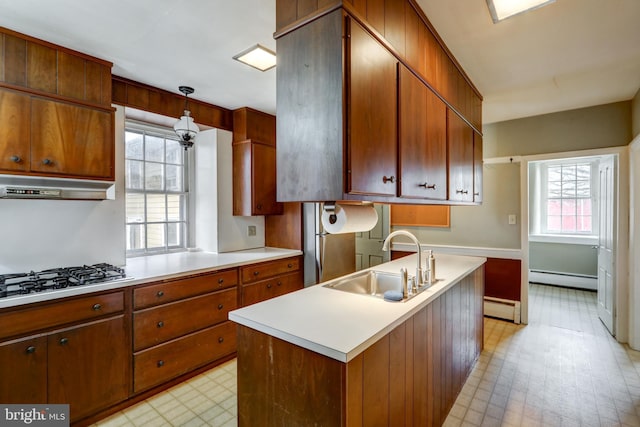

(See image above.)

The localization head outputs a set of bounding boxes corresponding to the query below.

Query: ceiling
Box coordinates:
[0,0,638,124]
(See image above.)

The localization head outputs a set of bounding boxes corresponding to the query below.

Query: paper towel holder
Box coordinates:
[323,202,338,224]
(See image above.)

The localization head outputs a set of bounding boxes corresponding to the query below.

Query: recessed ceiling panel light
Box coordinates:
[233,44,276,71]
[486,0,556,23]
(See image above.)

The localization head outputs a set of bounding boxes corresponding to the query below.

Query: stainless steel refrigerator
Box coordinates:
[303,203,356,286]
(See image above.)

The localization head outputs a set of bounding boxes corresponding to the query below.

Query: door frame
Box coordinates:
[519,146,629,342]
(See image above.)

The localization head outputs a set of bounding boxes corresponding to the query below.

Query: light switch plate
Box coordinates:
[508,214,517,225]
[247,225,257,236]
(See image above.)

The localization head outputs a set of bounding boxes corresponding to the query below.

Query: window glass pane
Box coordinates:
[576,164,590,180]
[561,215,576,232]
[548,216,561,231]
[166,140,183,165]
[126,193,145,223]
[548,166,562,182]
[145,135,164,162]
[167,194,184,221]
[166,165,183,192]
[576,180,590,197]
[548,181,561,198]
[562,199,576,216]
[547,199,561,215]
[561,165,576,181]
[561,181,576,197]
[145,162,165,191]
[146,223,165,250]
[125,132,143,160]
[577,216,592,233]
[146,194,167,222]
[167,223,183,247]
[578,199,592,216]
[126,160,144,190]
[126,224,145,251]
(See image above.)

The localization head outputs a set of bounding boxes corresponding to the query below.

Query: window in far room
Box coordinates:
[529,157,599,242]
[124,123,189,256]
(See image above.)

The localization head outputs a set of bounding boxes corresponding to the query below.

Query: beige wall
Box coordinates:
[633,88,640,139]
[394,101,632,251]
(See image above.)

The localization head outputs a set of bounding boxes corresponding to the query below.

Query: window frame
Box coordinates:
[124,122,191,257]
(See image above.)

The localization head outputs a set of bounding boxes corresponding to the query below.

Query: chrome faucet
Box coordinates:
[382,230,424,290]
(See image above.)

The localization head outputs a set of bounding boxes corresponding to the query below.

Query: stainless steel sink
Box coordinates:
[323,270,432,301]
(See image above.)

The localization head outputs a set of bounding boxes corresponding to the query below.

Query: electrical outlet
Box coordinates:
[508,214,517,225]
[247,225,257,236]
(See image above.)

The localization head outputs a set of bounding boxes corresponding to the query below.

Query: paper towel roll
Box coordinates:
[321,204,379,234]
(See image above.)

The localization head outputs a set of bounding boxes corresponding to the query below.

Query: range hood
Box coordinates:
[0,174,115,200]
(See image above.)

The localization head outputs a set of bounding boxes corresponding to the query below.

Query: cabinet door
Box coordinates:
[398,66,447,200]
[0,89,30,172]
[48,316,128,422]
[0,335,47,404]
[347,18,398,196]
[31,97,114,179]
[447,111,474,202]
[473,132,483,203]
[252,143,283,215]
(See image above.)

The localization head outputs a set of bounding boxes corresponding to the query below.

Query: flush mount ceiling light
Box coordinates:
[486,0,556,23]
[233,44,276,71]
[174,86,200,150]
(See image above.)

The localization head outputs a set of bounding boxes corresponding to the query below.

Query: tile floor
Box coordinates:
[94,283,640,426]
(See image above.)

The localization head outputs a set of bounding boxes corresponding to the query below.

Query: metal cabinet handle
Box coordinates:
[287,263,293,268]
[59,338,68,345]
[267,283,272,289]
[218,337,224,343]
[253,271,260,276]
[157,291,164,297]
[382,175,395,184]
[10,155,21,163]
[474,192,480,196]
[157,321,164,328]
[256,204,262,210]
[26,346,36,354]
[217,304,224,310]
[456,189,469,194]
[92,303,102,311]
[218,278,224,284]
[418,183,436,190]
[277,281,282,286]
[42,158,53,165]
[157,360,164,367]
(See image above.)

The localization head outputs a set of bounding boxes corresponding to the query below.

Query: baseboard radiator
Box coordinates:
[529,270,597,291]
[484,297,521,324]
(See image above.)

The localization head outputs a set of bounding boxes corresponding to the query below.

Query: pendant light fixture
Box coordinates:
[174,86,200,150]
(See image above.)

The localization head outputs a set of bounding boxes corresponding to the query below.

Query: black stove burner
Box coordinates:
[0,264,127,298]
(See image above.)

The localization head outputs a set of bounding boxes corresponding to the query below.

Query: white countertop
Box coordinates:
[0,247,302,309]
[229,252,486,363]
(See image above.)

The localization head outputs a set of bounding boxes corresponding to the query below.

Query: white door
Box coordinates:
[355,204,390,270]
[597,155,616,335]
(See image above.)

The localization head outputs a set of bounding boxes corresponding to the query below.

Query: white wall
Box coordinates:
[0,106,126,273]
[629,136,640,350]
[195,129,264,252]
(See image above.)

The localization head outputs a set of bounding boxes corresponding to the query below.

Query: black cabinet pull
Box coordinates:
[217,304,224,310]
[218,278,224,284]
[157,321,164,328]
[42,158,53,165]
[157,360,164,367]
[157,291,164,297]
[256,203,262,210]
[277,282,282,286]
[267,283,272,289]
[26,346,36,354]
[382,175,395,184]
[419,183,436,190]
[474,192,480,196]
[456,189,469,194]
[92,303,102,311]
[59,338,68,345]
[218,337,224,343]
[253,271,260,276]
[10,155,21,163]
[287,263,293,268]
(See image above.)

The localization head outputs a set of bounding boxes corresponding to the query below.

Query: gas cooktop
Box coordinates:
[0,263,128,299]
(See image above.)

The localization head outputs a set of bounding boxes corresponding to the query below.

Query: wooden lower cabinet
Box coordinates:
[240,256,303,306]
[0,293,129,424]
[237,266,484,427]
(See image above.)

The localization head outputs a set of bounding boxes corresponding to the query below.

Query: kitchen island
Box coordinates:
[229,253,485,427]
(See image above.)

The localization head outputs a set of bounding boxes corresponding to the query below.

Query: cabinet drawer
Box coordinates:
[134,269,237,310]
[242,271,303,306]
[133,321,236,393]
[0,291,124,340]
[240,256,301,284]
[133,288,237,351]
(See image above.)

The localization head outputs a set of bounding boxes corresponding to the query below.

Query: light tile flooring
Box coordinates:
[95,283,640,426]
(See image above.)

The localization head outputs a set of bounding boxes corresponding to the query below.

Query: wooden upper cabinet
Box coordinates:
[384,0,405,57]
[0,89,30,172]
[398,65,447,200]
[473,132,483,203]
[347,18,398,196]
[30,97,114,179]
[447,110,474,202]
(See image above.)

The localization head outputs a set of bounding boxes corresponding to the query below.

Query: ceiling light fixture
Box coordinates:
[174,86,200,150]
[486,0,556,23]
[233,44,276,72]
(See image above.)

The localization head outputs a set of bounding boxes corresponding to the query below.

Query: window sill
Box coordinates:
[529,234,598,245]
